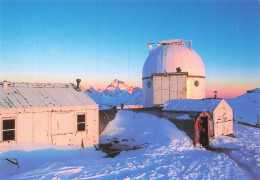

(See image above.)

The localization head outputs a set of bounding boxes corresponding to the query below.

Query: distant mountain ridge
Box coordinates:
[102,79,137,96]
[84,79,142,109]
[103,79,134,94]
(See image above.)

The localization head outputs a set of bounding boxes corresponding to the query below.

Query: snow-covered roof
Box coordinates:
[163,99,223,113]
[0,82,96,109]
[143,39,205,78]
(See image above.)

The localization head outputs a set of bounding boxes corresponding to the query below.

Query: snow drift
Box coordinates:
[101,110,193,151]
[227,88,260,125]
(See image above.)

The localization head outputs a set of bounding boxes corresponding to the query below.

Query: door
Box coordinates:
[200,116,209,147]
[153,74,187,106]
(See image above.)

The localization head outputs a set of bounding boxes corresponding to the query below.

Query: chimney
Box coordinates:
[76,79,81,91]
[214,91,218,99]
[3,80,8,90]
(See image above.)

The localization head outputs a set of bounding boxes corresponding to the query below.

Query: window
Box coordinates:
[147,81,151,88]
[3,119,15,141]
[77,115,85,131]
[194,81,199,87]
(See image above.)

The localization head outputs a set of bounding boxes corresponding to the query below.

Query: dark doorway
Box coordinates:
[200,116,209,147]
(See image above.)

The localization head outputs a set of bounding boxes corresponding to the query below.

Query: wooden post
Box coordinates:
[257,114,259,126]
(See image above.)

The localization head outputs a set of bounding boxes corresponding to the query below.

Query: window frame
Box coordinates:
[2,117,16,142]
[77,114,86,132]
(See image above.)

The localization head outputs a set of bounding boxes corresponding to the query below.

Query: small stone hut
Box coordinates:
[0,81,99,147]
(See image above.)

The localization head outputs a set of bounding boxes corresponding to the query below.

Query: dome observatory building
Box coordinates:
[142,39,205,108]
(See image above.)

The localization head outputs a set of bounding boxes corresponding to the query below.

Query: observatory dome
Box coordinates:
[142,39,206,108]
[142,39,205,78]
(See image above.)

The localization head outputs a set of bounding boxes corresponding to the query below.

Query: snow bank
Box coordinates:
[227,89,260,125]
[101,110,193,151]
[0,144,104,179]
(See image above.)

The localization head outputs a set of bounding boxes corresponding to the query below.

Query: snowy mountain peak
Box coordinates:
[104,79,134,94]
[85,79,142,107]
[85,86,102,95]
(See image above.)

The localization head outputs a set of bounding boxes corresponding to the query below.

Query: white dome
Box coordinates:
[142,41,205,78]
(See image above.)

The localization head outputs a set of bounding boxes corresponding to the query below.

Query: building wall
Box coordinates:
[213,100,233,137]
[0,105,99,147]
[153,74,187,106]
[143,74,205,107]
[34,112,50,143]
[186,77,205,99]
[17,113,34,143]
[142,78,154,107]
[86,109,99,147]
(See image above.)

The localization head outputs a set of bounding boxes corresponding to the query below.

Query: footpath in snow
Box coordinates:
[0,110,259,179]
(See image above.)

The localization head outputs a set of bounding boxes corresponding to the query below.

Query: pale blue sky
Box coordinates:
[0,0,259,97]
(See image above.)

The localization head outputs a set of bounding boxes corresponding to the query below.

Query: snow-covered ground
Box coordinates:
[0,111,259,179]
[227,88,260,125]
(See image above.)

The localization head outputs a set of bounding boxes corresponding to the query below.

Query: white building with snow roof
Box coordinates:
[0,81,99,147]
[163,99,233,137]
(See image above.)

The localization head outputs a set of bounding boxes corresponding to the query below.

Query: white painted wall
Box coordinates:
[86,109,99,147]
[213,100,233,137]
[186,77,205,99]
[0,105,99,147]
[17,113,34,143]
[142,78,153,107]
[34,112,49,143]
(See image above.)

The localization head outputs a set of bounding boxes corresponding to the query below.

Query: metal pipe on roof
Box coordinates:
[76,79,81,91]
[3,80,8,90]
